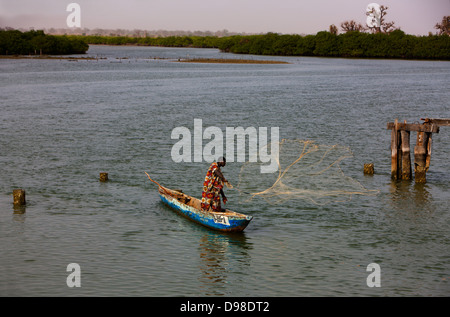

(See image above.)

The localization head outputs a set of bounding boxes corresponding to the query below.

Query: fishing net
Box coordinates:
[231,139,379,205]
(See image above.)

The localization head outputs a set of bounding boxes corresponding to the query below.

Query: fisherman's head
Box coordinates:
[217,156,226,167]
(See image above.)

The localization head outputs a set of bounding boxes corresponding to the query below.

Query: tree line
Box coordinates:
[73,31,449,60]
[0,29,89,55]
[2,28,449,60]
[216,31,450,60]
[77,34,219,48]
[67,10,449,60]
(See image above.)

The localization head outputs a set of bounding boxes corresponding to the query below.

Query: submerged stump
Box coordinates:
[13,189,26,206]
[99,172,109,182]
[364,163,374,175]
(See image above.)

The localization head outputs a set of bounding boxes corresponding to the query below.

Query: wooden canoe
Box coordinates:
[158,186,253,232]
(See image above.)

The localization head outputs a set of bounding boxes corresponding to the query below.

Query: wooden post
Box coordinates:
[99,172,109,182]
[364,163,374,175]
[421,118,436,172]
[13,189,26,206]
[387,118,446,184]
[425,131,433,171]
[390,119,401,180]
[400,129,412,180]
[414,131,429,183]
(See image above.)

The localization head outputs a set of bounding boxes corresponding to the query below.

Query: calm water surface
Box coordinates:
[0,45,449,296]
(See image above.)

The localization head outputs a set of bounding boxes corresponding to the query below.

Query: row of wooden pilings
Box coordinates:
[387,118,449,183]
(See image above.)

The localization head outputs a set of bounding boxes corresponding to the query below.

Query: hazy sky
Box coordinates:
[1,0,449,35]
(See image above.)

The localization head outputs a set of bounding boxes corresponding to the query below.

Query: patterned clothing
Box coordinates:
[201,162,224,212]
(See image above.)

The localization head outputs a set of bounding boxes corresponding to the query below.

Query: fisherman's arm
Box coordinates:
[214,169,227,183]
[220,189,227,204]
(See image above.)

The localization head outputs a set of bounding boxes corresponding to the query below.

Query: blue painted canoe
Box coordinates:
[158,186,253,232]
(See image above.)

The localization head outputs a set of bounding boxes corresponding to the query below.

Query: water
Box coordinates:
[0,45,449,296]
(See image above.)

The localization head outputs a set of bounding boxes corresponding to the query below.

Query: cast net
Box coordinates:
[230,139,378,205]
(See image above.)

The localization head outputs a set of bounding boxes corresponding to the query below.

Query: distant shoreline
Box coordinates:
[0,55,98,60]
[177,58,289,64]
[0,54,288,64]
[71,31,450,61]
[2,29,450,61]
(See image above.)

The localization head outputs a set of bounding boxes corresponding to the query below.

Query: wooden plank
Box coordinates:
[421,118,450,126]
[387,122,439,133]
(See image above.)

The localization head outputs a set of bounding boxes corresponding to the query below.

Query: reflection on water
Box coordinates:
[12,212,26,224]
[387,180,433,215]
[13,205,26,215]
[198,232,251,296]
[381,180,448,296]
[412,183,433,209]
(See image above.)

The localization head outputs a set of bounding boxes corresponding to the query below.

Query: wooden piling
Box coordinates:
[390,119,400,180]
[414,131,429,183]
[13,189,26,206]
[425,132,433,171]
[400,129,412,180]
[364,163,375,175]
[387,118,447,184]
[364,163,374,175]
[99,172,109,182]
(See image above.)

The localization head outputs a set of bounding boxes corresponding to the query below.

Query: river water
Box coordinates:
[0,45,449,297]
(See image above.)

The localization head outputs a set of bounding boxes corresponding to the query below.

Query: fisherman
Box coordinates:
[201,156,228,212]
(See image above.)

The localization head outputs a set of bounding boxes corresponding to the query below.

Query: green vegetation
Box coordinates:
[0,29,89,55]
[76,34,219,48]
[72,31,449,60]
[216,31,450,60]
[2,29,448,60]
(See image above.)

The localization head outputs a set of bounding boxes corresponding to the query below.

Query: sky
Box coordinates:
[0,0,449,35]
